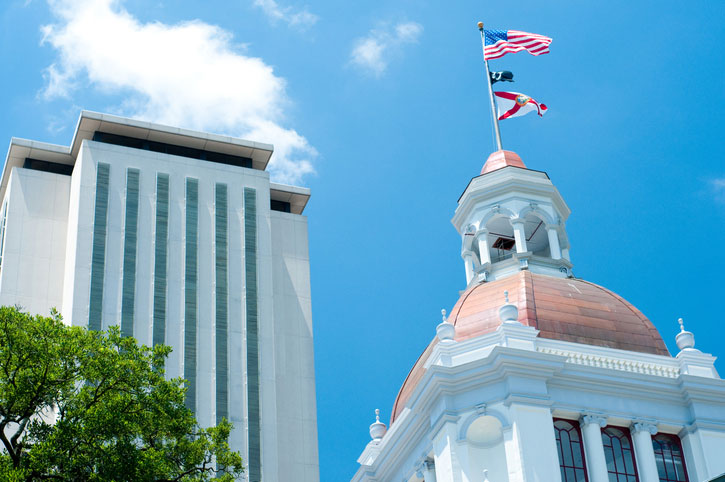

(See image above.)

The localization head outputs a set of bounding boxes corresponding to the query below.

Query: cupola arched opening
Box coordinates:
[483,215,515,263]
[522,212,551,257]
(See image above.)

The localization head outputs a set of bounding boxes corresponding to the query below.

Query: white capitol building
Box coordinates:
[352,150,725,482]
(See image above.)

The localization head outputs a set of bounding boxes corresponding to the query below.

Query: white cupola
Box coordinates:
[451,150,573,285]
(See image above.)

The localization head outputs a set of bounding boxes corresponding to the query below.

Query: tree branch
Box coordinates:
[9,416,29,448]
[0,422,19,467]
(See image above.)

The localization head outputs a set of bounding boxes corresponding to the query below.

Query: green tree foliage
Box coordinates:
[0,307,243,481]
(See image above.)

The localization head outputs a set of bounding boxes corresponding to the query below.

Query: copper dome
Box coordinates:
[391,271,669,423]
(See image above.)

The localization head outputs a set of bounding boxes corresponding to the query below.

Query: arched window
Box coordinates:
[554,419,588,482]
[601,426,638,482]
[652,434,688,482]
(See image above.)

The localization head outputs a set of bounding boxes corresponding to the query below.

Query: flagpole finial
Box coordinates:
[477,21,483,30]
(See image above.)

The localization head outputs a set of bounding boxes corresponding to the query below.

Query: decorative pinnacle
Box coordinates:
[477,21,483,30]
[499,290,519,324]
[675,317,697,352]
[369,408,387,440]
[436,308,456,342]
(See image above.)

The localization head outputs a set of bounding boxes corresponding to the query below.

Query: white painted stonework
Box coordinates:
[353,154,725,482]
[353,314,725,482]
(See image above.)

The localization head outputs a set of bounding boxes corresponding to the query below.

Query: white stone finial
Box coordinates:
[499,290,519,324]
[436,308,455,342]
[675,317,697,352]
[483,469,490,482]
[369,409,387,441]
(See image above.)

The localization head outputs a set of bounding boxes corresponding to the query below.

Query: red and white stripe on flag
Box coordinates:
[484,30,552,60]
[494,91,548,120]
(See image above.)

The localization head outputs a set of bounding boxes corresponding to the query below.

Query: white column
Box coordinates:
[463,252,474,284]
[547,227,562,259]
[433,422,464,482]
[511,219,528,253]
[680,429,708,482]
[580,415,608,482]
[416,459,437,482]
[476,230,491,265]
[502,425,524,482]
[503,404,562,482]
[561,248,571,261]
[631,422,659,482]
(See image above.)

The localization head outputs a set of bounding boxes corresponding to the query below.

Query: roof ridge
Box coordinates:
[450,282,487,326]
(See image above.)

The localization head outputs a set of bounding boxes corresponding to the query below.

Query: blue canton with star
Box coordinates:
[484,29,508,45]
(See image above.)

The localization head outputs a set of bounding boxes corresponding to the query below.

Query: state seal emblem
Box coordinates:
[515,95,530,106]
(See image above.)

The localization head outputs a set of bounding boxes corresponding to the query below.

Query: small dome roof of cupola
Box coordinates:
[481,150,527,174]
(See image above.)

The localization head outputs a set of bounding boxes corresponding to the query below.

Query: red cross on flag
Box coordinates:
[494,91,548,120]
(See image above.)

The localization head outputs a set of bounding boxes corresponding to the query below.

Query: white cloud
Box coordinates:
[253,0,318,30]
[350,21,422,77]
[711,178,725,203]
[41,0,316,184]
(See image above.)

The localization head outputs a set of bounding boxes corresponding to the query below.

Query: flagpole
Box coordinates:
[478,21,503,151]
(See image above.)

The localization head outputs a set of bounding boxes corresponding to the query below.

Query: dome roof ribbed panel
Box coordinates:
[390,272,668,423]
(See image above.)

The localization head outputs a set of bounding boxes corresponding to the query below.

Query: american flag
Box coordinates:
[484,29,552,60]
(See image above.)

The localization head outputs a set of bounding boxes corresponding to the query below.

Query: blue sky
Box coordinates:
[1,0,724,480]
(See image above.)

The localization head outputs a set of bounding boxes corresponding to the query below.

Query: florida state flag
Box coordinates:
[494,91,547,120]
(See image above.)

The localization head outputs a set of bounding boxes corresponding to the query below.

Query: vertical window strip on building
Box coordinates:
[602,426,639,482]
[89,163,111,331]
[215,183,229,424]
[244,187,261,482]
[120,168,140,338]
[554,419,588,482]
[184,178,199,411]
[652,434,688,482]
[153,173,170,346]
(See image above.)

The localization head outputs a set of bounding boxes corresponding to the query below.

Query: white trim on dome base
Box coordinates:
[471,253,574,287]
[352,326,725,482]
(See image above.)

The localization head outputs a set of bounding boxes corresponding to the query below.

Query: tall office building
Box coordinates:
[0,111,319,482]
